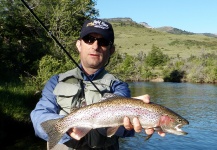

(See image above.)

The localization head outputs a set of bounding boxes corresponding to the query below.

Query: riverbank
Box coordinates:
[127,76,217,84]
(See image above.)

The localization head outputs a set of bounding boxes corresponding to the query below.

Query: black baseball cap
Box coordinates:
[80,19,114,45]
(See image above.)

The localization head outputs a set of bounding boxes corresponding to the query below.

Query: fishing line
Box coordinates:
[21,0,102,95]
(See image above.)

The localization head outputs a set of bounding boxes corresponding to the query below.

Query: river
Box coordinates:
[119,82,217,150]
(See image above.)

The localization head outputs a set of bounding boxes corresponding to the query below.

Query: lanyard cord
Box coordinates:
[21,0,102,96]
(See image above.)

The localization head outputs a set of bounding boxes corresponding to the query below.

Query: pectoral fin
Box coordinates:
[145,127,162,141]
[107,126,120,137]
[145,133,153,141]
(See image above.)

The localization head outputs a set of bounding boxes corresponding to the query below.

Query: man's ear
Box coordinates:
[76,40,81,52]
[109,45,115,55]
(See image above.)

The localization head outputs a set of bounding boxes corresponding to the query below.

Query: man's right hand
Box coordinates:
[67,128,82,140]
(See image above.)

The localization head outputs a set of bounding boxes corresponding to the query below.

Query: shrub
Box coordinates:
[145,45,169,68]
[24,55,77,91]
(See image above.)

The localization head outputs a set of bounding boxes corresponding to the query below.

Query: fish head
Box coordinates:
[159,113,189,135]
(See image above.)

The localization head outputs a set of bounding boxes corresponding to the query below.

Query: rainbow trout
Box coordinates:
[41,94,189,149]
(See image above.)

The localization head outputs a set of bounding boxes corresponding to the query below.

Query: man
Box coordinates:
[31,19,165,150]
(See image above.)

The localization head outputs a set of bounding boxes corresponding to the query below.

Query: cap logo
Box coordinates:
[86,20,109,30]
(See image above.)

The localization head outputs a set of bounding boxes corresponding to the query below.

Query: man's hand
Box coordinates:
[123,94,166,137]
[67,128,82,140]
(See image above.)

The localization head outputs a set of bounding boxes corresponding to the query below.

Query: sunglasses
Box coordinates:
[82,35,110,46]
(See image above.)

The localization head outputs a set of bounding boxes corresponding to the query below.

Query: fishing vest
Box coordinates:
[53,67,117,115]
[51,68,120,150]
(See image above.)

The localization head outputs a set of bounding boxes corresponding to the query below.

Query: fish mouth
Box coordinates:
[174,124,188,135]
[161,123,188,135]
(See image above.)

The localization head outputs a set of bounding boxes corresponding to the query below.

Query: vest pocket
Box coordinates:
[53,82,81,115]
[83,80,113,105]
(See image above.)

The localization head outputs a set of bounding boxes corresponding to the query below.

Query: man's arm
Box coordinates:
[30,75,72,143]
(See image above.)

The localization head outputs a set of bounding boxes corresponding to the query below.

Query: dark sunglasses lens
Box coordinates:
[82,35,109,46]
[98,38,109,46]
[82,35,95,44]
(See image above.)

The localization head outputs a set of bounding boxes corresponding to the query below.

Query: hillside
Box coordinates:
[104,18,217,58]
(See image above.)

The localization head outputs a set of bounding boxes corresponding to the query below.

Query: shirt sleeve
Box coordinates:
[112,80,131,97]
[30,75,72,143]
[111,80,135,137]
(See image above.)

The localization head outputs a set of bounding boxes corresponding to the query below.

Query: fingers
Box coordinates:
[67,128,81,140]
[133,118,142,132]
[145,129,166,137]
[142,94,150,103]
[123,117,142,132]
[123,117,166,137]
[158,131,166,137]
[123,117,133,130]
[133,94,150,103]
[145,128,154,135]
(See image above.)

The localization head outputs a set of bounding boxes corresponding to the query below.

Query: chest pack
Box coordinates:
[53,68,117,115]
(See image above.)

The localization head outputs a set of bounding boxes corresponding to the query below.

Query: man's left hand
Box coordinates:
[123,94,166,137]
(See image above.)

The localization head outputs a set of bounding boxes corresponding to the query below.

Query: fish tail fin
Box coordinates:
[41,118,64,150]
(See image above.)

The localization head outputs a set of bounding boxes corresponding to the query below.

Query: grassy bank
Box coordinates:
[0,81,45,150]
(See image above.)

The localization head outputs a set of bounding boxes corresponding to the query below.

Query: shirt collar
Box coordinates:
[80,65,105,81]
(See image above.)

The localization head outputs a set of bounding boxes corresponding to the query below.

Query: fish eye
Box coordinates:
[177,118,182,122]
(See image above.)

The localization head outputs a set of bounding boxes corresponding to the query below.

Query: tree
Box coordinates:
[0,0,98,80]
[48,0,99,57]
[0,0,50,79]
[145,45,169,69]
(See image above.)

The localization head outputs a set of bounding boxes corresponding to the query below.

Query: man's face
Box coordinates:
[76,33,113,72]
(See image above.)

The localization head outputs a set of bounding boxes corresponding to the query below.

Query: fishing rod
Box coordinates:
[21,0,102,95]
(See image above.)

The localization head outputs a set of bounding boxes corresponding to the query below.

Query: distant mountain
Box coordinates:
[155,26,217,37]
[103,17,135,23]
[139,22,153,28]
[200,33,217,38]
[102,17,217,38]
[155,26,194,35]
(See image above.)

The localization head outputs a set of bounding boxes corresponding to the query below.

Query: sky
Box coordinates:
[95,0,217,34]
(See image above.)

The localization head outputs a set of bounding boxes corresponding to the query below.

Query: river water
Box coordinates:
[119,82,217,150]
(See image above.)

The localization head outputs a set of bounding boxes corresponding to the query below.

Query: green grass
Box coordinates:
[0,82,36,122]
[0,81,45,149]
[112,23,217,58]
